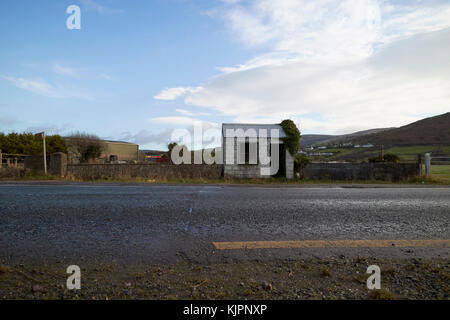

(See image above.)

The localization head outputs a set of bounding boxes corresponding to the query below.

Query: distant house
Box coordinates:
[222,123,294,179]
[317,146,327,150]
[354,144,361,148]
[362,143,374,148]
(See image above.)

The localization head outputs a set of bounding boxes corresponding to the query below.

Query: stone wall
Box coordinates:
[24,155,49,173]
[0,167,25,179]
[302,163,420,181]
[24,153,67,176]
[67,163,223,180]
[49,153,67,177]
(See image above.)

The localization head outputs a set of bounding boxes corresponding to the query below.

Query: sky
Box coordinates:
[1,0,450,150]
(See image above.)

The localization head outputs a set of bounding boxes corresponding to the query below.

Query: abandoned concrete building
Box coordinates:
[222,123,294,179]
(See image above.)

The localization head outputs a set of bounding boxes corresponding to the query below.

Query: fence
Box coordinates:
[431,156,450,165]
[0,152,28,168]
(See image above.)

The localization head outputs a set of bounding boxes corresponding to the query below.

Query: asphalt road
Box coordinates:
[0,182,449,265]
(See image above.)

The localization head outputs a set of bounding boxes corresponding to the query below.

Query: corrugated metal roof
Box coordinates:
[222,123,286,138]
[104,140,138,145]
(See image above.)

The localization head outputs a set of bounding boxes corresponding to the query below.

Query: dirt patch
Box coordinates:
[0,257,448,300]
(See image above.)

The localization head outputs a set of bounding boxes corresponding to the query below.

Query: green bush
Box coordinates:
[294,154,310,171]
[368,153,400,163]
[0,132,66,155]
[65,133,105,163]
[280,120,301,156]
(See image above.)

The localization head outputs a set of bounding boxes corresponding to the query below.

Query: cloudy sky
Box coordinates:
[1,0,449,150]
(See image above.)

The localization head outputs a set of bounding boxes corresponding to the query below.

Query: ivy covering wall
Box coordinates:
[280,120,301,156]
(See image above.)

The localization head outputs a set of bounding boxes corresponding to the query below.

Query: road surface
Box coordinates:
[0,182,449,265]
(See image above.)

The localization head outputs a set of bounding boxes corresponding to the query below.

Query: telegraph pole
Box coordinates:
[43,132,47,175]
[35,132,47,174]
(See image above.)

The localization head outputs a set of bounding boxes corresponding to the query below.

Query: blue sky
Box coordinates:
[1,0,450,150]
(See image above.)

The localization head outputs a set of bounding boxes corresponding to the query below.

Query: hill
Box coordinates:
[306,112,450,148]
[313,128,393,147]
[352,112,450,147]
[302,128,393,147]
[301,134,336,147]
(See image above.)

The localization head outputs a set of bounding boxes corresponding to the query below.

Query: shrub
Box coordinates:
[368,153,400,163]
[280,120,301,156]
[294,154,310,174]
[65,132,106,163]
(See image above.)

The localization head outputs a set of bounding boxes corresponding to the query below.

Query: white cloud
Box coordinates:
[52,63,80,78]
[80,0,124,15]
[175,108,211,117]
[223,0,383,62]
[26,122,74,135]
[154,87,202,100]
[98,73,114,80]
[221,0,450,63]
[175,108,194,116]
[119,117,220,150]
[155,0,450,134]
[151,116,216,128]
[118,128,175,150]
[3,76,93,100]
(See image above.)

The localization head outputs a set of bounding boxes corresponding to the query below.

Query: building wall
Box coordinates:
[223,137,294,179]
[285,150,294,179]
[102,142,139,161]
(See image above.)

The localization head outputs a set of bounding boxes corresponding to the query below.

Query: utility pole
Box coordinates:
[43,132,47,175]
[35,132,47,174]
[380,144,384,161]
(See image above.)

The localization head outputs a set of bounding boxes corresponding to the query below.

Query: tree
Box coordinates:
[65,132,105,163]
[0,132,66,155]
[294,154,310,179]
[168,142,178,154]
[45,135,67,154]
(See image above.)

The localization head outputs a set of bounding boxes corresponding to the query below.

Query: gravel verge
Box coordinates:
[1,257,448,300]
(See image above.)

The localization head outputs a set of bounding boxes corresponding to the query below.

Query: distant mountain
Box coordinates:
[300,134,336,147]
[352,112,450,147]
[302,112,450,147]
[301,128,393,147]
[313,128,393,147]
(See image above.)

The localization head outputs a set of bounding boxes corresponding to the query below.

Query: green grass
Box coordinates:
[430,165,450,183]
[385,146,450,160]
[315,145,450,162]
[5,175,447,185]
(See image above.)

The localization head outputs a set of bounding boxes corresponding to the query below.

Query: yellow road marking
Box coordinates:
[212,239,450,250]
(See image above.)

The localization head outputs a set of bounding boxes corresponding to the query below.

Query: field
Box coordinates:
[431,165,450,183]
[310,145,450,162]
